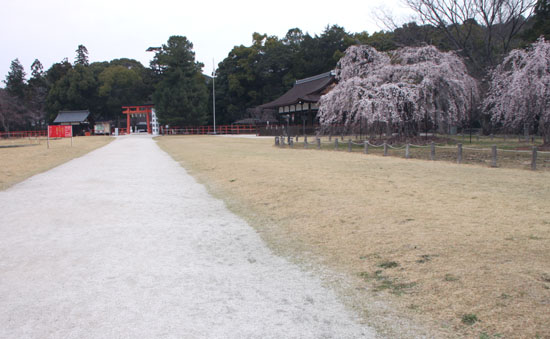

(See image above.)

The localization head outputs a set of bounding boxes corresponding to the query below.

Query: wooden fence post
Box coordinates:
[430,142,435,160]
[348,139,352,152]
[491,145,497,167]
[335,138,339,150]
[457,143,463,164]
[531,146,538,171]
[364,140,369,154]
[317,138,321,150]
[383,142,388,156]
[405,143,410,159]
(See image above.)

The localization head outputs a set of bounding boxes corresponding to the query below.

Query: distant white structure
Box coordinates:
[151,109,160,135]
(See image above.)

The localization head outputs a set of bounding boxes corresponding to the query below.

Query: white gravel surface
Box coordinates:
[0,135,377,339]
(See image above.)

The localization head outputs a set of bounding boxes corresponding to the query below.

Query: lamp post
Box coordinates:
[145,46,162,135]
[212,59,217,135]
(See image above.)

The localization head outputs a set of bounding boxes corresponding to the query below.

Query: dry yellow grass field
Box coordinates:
[158,135,550,338]
[0,136,113,190]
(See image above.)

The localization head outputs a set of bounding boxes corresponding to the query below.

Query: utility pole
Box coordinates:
[212,59,216,135]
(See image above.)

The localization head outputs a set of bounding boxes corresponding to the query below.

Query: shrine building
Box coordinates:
[258,71,336,126]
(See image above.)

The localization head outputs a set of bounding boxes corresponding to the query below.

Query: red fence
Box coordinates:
[1,125,258,138]
[0,130,47,138]
[161,125,258,135]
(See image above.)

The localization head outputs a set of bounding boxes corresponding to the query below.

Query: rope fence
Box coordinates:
[274,136,550,171]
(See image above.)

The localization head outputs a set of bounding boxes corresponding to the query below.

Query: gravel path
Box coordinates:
[0,135,376,339]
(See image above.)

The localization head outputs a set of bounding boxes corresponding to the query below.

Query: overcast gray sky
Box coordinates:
[1,0,414,84]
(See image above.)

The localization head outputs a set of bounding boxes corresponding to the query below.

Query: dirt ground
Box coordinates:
[157,135,550,338]
[1,135,376,339]
[0,136,113,190]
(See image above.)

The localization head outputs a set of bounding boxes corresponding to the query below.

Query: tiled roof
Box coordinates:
[259,71,335,109]
[53,110,90,123]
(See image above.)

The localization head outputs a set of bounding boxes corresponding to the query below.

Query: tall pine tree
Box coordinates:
[152,36,208,126]
[532,0,550,39]
[75,45,89,66]
[1,59,28,131]
[4,59,26,99]
[27,59,48,126]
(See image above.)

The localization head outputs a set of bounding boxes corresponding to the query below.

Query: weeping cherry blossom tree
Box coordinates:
[318,45,479,137]
[484,37,550,144]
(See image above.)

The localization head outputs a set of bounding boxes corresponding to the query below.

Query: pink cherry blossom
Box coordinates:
[318,45,479,136]
[484,37,550,143]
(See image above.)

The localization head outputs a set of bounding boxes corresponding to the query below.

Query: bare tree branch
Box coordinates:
[372,6,403,31]
[403,0,536,68]
[0,89,27,132]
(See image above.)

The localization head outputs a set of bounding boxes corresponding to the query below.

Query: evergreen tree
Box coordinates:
[213,27,355,124]
[46,63,97,122]
[45,58,72,87]
[75,44,89,66]
[1,59,29,130]
[27,59,48,127]
[526,0,550,40]
[4,59,26,99]
[152,36,208,126]
[98,64,145,122]
[30,59,44,79]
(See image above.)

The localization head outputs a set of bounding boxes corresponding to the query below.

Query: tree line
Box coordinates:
[1,45,156,132]
[1,0,548,132]
[316,0,550,142]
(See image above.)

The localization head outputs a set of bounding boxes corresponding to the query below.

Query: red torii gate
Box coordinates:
[122,105,153,134]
